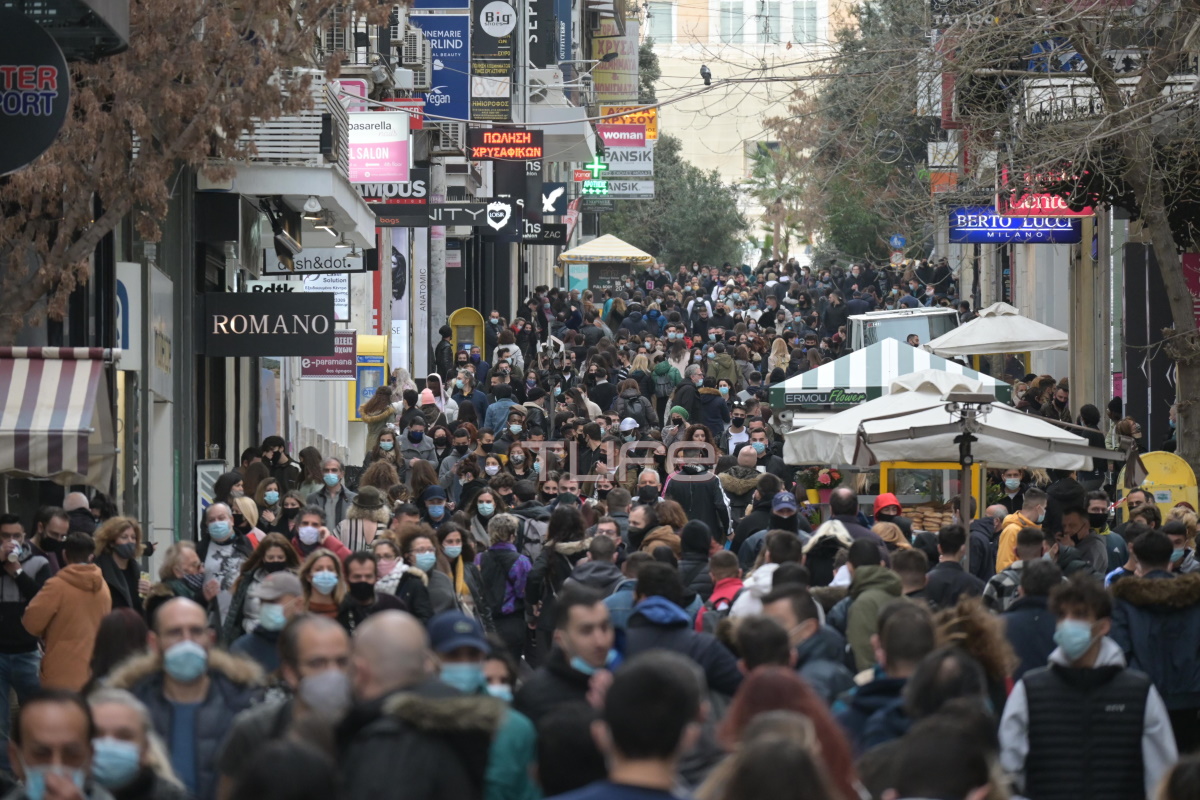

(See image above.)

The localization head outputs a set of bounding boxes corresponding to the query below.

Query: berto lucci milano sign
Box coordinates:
[948,206,1082,244]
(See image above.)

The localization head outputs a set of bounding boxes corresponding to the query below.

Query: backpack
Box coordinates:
[654,370,675,398]
[626,396,654,428]
[699,588,744,634]
[515,516,547,562]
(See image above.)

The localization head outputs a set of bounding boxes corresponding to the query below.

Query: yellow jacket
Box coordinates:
[995,511,1038,572]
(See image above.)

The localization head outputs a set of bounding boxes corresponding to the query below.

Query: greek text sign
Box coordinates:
[301,330,357,379]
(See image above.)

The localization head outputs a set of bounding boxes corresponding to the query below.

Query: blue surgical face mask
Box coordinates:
[1037,510,1046,524]
[486,683,514,703]
[207,520,232,542]
[258,602,287,632]
[1053,619,1096,662]
[719,386,729,395]
[428,504,446,520]
[477,502,495,517]
[455,379,464,389]
[415,552,438,572]
[91,737,142,790]
[1004,478,1021,491]
[1171,548,1186,564]
[22,763,87,800]
[323,473,340,487]
[440,662,485,693]
[444,545,463,560]
[570,649,618,676]
[162,640,208,683]
[263,490,280,505]
[510,424,522,435]
[751,442,766,455]
[379,440,394,451]
[311,570,340,595]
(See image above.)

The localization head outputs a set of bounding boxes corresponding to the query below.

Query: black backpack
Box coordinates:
[626,396,654,428]
[654,370,675,398]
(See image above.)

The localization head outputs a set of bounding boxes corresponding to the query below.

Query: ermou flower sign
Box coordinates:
[0,9,71,176]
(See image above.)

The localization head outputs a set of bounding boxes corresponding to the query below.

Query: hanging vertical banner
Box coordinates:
[592,20,639,103]
[389,228,410,373]
[553,0,572,64]
[472,0,515,59]
[413,230,430,376]
[410,13,470,123]
[471,58,513,121]
[527,0,555,69]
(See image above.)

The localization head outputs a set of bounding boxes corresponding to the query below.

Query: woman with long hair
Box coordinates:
[699,712,842,800]
[359,459,400,493]
[253,477,285,534]
[379,526,437,623]
[337,486,391,552]
[358,385,397,457]
[362,428,401,471]
[86,609,149,694]
[220,533,299,644]
[94,517,150,616]
[505,442,535,481]
[435,521,493,629]
[408,459,440,507]
[298,549,345,618]
[527,505,590,664]
[297,447,325,497]
[242,462,271,501]
[460,488,508,552]
[767,337,790,373]
[475,513,532,660]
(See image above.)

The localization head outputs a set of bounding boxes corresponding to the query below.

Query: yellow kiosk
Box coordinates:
[1117,451,1198,519]
[878,460,986,528]
[348,335,389,422]
[449,308,484,359]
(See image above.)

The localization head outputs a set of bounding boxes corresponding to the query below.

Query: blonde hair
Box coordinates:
[231,496,259,529]
[94,516,143,559]
[157,541,197,582]
[299,548,346,605]
[1167,506,1198,539]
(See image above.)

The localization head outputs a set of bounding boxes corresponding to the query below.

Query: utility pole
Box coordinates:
[429,158,447,338]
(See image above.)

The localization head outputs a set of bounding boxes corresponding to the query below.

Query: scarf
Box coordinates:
[453,556,469,598]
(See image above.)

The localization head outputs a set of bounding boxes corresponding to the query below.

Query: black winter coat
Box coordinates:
[513,647,592,725]
[663,468,730,541]
[1003,594,1057,679]
[678,553,714,602]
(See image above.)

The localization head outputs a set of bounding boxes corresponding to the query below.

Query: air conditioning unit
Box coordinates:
[389,4,406,42]
[528,68,567,106]
[401,27,433,68]
[429,121,466,155]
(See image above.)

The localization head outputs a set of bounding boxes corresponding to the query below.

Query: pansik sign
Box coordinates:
[604,144,654,176]
[201,293,336,357]
[301,331,357,380]
[0,9,71,176]
[348,112,410,183]
[948,206,1082,244]
[606,180,655,199]
[467,128,543,160]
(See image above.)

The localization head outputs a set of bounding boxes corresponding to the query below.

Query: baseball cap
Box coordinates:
[772,492,798,513]
[619,417,639,432]
[251,571,303,601]
[428,611,491,655]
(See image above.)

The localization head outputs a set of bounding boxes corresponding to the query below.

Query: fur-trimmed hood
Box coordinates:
[719,468,760,495]
[1112,572,1200,608]
[638,526,681,557]
[382,690,505,735]
[552,538,592,556]
[105,647,264,691]
[698,387,724,397]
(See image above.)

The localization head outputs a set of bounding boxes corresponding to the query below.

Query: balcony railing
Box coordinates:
[240,71,350,176]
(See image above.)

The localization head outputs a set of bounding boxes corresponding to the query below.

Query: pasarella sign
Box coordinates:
[467,128,543,160]
[0,9,71,176]
[348,112,410,183]
[949,206,1082,244]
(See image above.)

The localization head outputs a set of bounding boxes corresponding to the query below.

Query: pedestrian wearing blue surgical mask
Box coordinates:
[195,504,254,632]
[304,458,357,529]
[477,514,533,663]
[999,576,1177,800]
[375,531,436,625]
[88,688,189,800]
[105,598,259,800]
[10,693,111,800]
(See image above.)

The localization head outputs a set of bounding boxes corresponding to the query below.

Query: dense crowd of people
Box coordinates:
[1,258,1195,800]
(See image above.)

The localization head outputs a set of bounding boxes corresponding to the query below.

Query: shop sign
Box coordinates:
[599,105,658,139]
[784,389,868,405]
[604,145,654,176]
[355,168,430,226]
[0,9,71,176]
[467,128,543,160]
[597,124,646,148]
[948,206,1082,244]
[348,112,410,183]
[200,293,336,357]
[262,248,366,275]
[301,331,357,380]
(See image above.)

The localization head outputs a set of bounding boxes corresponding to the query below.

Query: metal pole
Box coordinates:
[430,158,447,339]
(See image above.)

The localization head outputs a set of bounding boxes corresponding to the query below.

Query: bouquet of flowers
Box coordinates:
[797,466,844,490]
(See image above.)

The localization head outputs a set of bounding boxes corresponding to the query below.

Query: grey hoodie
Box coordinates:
[563,560,625,596]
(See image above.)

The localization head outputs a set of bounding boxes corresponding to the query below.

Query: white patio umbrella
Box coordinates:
[924,302,1068,357]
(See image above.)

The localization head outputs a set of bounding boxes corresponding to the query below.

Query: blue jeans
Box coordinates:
[0,651,42,772]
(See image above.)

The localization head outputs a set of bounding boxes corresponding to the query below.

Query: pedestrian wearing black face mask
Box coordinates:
[337,552,407,634]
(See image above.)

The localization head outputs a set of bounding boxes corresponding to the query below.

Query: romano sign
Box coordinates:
[200,293,336,357]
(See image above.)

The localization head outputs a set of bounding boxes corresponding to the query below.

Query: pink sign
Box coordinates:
[348,112,410,183]
[996,165,1095,217]
[596,124,646,148]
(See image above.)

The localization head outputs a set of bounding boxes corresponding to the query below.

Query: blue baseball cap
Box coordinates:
[427,611,490,655]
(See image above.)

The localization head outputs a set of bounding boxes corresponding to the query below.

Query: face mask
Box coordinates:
[481,442,494,453]
[1053,619,1096,662]
[264,490,280,505]
[1171,548,1186,564]
[181,572,205,593]
[532,462,541,473]
[297,669,352,717]
[440,662,485,693]
[454,444,470,456]
[262,562,288,576]
[570,649,618,676]
[455,379,464,389]
[1088,512,1108,530]
[162,640,208,683]
[229,490,245,499]
[1170,419,1177,429]
[1037,510,1046,524]
[444,545,463,560]
[348,581,375,602]
[434,437,450,448]
[1004,478,1021,491]
[671,417,683,426]
[91,736,141,790]
[377,558,398,577]
[258,602,287,632]
[751,442,766,455]
[490,318,500,325]
[408,431,424,443]
[719,386,729,395]
[323,473,340,487]
[208,521,233,542]
[486,683,514,703]
[311,570,339,595]
[509,424,522,435]
[379,441,394,451]
[510,453,525,464]
[693,354,702,362]
[298,525,320,546]
[40,537,63,555]
[23,763,86,800]
[731,417,745,427]
[283,506,301,521]
[477,502,495,517]
[115,542,138,560]
[428,504,446,520]
[415,552,437,572]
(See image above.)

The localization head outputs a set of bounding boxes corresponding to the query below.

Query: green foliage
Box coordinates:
[602,134,747,266]
[638,41,660,104]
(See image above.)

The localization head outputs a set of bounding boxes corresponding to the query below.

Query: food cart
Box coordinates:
[557,234,655,295]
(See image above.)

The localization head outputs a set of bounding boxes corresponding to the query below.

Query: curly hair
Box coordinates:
[933,597,1017,683]
[360,460,400,493]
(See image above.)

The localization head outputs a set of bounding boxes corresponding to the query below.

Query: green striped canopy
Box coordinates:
[769,338,1012,409]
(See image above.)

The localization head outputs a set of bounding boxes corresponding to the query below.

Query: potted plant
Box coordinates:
[797,466,844,504]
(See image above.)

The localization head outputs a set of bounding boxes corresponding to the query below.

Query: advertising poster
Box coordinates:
[389,228,410,374]
[471,59,513,121]
[472,0,515,59]
[410,13,470,122]
[348,112,410,183]
[413,230,430,376]
[592,20,639,103]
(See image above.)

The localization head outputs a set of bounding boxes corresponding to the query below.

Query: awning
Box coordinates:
[924,302,1069,357]
[526,105,598,163]
[769,338,1011,409]
[557,234,655,265]
[0,348,120,489]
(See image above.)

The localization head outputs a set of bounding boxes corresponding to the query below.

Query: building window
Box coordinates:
[758,1,782,43]
[720,1,744,43]
[646,1,674,43]
[793,0,817,43]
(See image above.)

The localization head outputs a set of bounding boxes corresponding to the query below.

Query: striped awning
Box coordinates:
[0,348,120,489]
[770,338,1011,409]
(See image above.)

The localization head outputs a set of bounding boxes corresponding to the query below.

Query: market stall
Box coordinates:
[923,302,1068,382]
[557,235,655,295]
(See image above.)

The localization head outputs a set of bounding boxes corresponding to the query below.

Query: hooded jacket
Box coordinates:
[651,360,681,397]
[996,510,1038,572]
[662,466,731,542]
[695,386,731,432]
[563,559,625,596]
[106,651,263,800]
[795,625,855,704]
[729,563,779,618]
[1111,571,1200,710]
[338,679,504,800]
[846,565,904,671]
[625,596,742,696]
[718,467,760,522]
[706,353,741,388]
[22,563,112,690]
